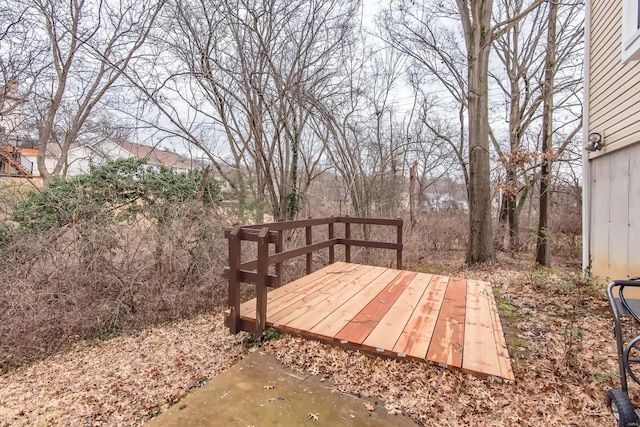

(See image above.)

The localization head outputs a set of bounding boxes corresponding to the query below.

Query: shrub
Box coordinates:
[0,160,228,372]
[11,158,221,233]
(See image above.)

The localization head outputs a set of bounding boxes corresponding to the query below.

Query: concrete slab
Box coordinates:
[147,352,418,427]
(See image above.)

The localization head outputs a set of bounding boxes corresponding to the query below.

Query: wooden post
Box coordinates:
[275,229,283,287]
[227,226,242,334]
[328,221,335,264]
[344,219,351,263]
[396,219,403,270]
[305,219,313,275]
[255,227,269,337]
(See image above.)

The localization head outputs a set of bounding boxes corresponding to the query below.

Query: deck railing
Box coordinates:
[224,216,403,336]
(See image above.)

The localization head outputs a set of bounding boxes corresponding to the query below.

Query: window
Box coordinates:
[622,0,640,62]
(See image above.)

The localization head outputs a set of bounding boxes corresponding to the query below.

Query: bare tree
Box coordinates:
[15,0,165,182]
[0,3,43,139]
[455,0,543,263]
[127,0,358,220]
[379,0,544,263]
[490,0,546,252]
[490,0,583,254]
[379,9,471,196]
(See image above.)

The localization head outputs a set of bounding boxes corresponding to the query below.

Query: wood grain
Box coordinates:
[362,272,430,351]
[335,271,417,344]
[392,274,448,358]
[282,265,391,332]
[308,268,402,338]
[268,264,373,326]
[461,279,501,378]
[426,277,467,368]
[241,262,349,318]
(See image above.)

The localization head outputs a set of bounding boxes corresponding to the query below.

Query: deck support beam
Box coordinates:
[255,227,269,337]
[227,226,242,334]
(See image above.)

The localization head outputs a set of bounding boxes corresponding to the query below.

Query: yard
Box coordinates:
[0,251,625,426]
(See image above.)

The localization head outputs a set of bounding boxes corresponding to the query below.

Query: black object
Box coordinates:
[606,278,640,426]
[607,389,638,427]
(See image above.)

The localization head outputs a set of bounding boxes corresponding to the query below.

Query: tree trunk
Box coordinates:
[506,79,521,252]
[460,0,495,264]
[409,160,418,228]
[506,165,520,251]
[535,0,557,267]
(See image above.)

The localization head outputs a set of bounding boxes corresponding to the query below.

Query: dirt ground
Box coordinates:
[0,258,628,426]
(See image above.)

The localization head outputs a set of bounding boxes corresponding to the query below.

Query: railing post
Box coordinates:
[227,226,242,334]
[344,218,351,263]
[328,220,335,264]
[255,227,269,337]
[396,218,403,270]
[306,218,313,275]
[275,229,283,287]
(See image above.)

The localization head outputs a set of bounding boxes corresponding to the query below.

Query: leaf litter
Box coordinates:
[0,264,630,426]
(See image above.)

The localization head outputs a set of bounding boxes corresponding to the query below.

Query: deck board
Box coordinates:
[426,277,467,368]
[335,271,417,345]
[241,262,349,318]
[229,262,514,382]
[486,281,515,381]
[362,272,429,352]
[462,279,502,378]
[392,274,447,358]
[307,268,400,338]
[268,265,372,326]
[282,265,388,332]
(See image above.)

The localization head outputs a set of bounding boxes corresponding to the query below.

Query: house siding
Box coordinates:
[589,148,640,280]
[588,0,640,151]
[588,0,640,281]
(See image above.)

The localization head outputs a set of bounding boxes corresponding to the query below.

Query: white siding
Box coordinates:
[588,0,640,153]
[589,148,640,280]
[588,0,640,280]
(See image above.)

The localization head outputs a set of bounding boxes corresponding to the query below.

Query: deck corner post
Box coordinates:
[228,225,243,334]
[255,226,270,337]
[396,218,403,270]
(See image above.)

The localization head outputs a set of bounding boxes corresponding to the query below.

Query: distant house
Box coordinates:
[0,80,32,177]
[101,140,202,174]
[0,79,24,138]
[423,192,458,212]
[582,0,640,279]
[57,139,202,175]
[1,139,204,178]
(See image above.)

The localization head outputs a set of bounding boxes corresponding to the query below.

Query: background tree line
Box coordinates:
[0,0,584,265]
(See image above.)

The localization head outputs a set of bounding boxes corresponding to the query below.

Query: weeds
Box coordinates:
[562,319,584,370]
[0,206,232,373]
[243,328,282,347]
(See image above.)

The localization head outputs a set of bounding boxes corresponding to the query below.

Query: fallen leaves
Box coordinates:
[264,262,622,427]
[0,260,625,427]
[0,314,245,426]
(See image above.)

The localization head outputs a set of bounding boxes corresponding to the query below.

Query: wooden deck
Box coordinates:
[229,261,514,382]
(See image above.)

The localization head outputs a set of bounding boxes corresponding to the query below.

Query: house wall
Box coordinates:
[19,153,56,177]
[0,83,23,136]
[64,141,133,176]
[587,0,640,280]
